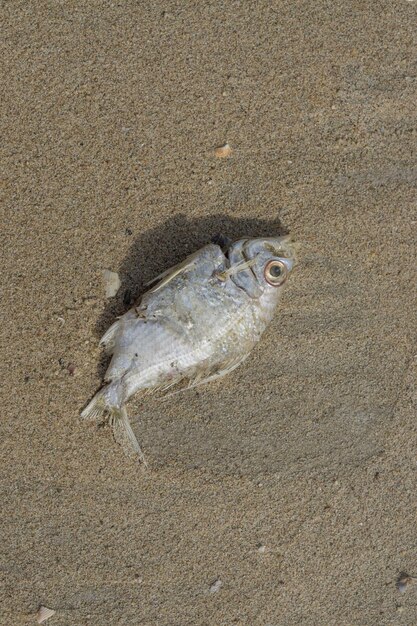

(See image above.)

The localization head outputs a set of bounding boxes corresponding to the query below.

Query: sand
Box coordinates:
[1,1,416,624]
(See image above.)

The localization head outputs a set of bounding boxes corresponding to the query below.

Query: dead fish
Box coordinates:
[81,236,295,460]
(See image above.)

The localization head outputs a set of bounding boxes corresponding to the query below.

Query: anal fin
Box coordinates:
[81,388,107,420]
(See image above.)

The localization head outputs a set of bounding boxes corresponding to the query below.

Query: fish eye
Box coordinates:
[264,260,287,286]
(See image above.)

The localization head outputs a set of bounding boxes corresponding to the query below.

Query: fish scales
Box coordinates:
[82,236,295,460]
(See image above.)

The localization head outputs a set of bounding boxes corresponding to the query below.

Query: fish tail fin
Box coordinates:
[80,387,107,420]
[110,406,146,464]
[81,386,146,463]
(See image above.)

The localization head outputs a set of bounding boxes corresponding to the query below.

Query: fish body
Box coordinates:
[82,236,295,459]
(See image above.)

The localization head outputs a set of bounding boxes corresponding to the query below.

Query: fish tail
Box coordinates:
[81,385,146,464]
[110,406,146,463]
[81,387,145,462]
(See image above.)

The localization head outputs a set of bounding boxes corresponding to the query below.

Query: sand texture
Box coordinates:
[1,1,416,624]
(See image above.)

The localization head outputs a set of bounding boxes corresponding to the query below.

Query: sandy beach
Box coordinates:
[1,1,416,624]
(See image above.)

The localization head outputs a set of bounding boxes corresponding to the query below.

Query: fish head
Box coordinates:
[226,236,295,299]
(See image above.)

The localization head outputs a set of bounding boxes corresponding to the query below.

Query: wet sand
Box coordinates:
[1,2,416,624]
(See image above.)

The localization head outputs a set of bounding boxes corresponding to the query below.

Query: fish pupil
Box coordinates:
[270,264,282,277]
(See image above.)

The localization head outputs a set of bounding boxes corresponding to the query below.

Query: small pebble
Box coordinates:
[102,269,121,298]
[257,544,267,553]
[397,573,417,593]
[214,143,232,158]
[36,606,56,623]
[209,579,222,593]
